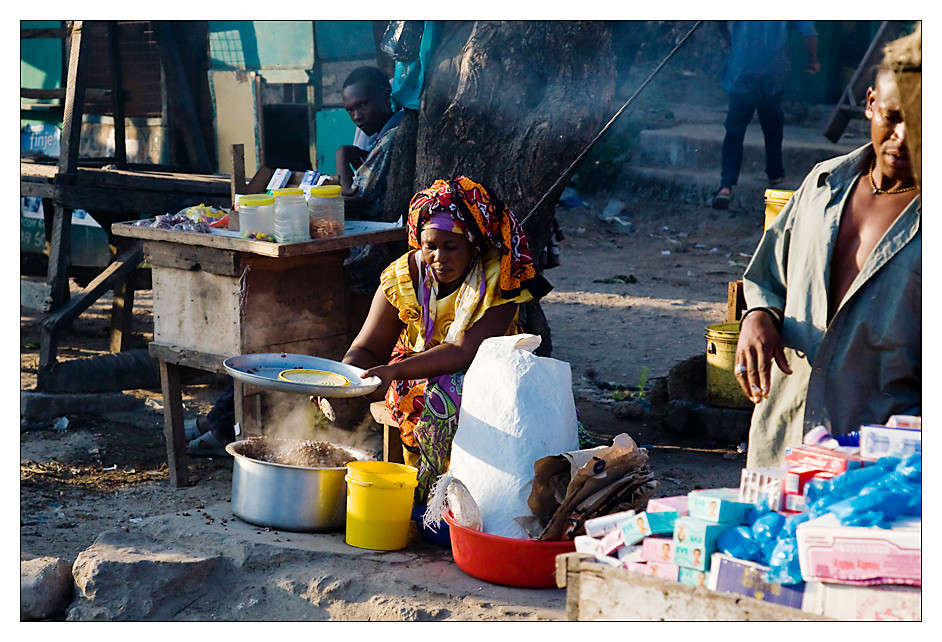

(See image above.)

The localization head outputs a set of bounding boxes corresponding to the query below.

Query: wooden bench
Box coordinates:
[370,401,404,464]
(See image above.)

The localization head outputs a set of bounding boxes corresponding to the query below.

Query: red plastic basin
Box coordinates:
[442,511,575,589]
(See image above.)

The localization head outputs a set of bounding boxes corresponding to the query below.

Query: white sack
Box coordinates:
[448,334,580,538]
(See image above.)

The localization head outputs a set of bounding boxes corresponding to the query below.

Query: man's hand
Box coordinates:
[805,58,821,74]
[735,309,792,403]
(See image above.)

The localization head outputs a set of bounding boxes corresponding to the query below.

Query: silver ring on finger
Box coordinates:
[735,363,747,375]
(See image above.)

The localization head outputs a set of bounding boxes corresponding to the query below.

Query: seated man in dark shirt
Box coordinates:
[334,66,404,221]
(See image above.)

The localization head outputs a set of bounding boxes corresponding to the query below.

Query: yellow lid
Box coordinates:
[763,189,794,203]
[309,185,342,198]
[239,194,275,207]
[272,187,304,196]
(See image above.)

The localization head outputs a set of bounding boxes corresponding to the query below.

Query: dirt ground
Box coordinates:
[18,192,760,621]
[19,181,763,575]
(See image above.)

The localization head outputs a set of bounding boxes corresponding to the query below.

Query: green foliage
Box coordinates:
[610,366,651,403]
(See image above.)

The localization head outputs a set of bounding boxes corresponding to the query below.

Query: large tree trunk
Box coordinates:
[386,20,617,355]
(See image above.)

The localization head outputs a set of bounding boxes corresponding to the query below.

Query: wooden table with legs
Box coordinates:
[113,220,405,486]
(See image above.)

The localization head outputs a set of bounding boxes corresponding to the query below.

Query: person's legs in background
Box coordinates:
[755,90,786,184]
[186,379,235,456]
[713,91,757,209]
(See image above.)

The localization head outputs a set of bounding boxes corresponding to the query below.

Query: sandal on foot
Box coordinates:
[184,418,202,441]
[711,188,732,210]
[187,430,230,457]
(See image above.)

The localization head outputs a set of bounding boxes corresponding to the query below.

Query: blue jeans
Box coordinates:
[720,90,785,188]
[206,379,236,442]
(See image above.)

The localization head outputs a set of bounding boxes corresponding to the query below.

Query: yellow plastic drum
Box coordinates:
[705,322,752,409]
[763,189,794,230]
[344,461,418,550]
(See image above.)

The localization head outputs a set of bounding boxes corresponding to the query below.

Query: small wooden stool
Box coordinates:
[370,401,404,464]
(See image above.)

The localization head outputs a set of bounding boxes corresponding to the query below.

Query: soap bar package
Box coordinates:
[599,527,626,556]
[672,517,730,571]
[647,495,689,515]
[625,561,679,581]
[677,566,711,589]
[803,581,921,621]
[641,535,675,564]
[584,509,636,538]
[616,544,644,564]
[796,514,921,586]
[687,488,753,524]
[620,511,680,546]
[710,553,808,610]
[859,424,921,460]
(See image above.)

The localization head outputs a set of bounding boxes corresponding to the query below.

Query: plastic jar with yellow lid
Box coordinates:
[307,184,344,239]
[238,194,275,239]
[272,187,311,244]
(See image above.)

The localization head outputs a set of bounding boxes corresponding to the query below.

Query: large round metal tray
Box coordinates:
[223,353,381,397]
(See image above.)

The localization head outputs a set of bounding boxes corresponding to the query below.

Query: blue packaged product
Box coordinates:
[765,537,803,585]
[717,526,762,563]
[752,511,785,545]
[834,431,859,447]
[808,464,895,516]
[896,454,921,482]
[781,511,810,538]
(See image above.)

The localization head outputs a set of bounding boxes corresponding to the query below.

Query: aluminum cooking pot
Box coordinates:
[226,438,374,532]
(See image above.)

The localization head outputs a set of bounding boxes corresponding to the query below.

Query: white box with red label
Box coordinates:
[796,514,921,586]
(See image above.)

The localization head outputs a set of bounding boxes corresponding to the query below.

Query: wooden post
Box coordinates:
[726,280,746,322]
[159,360,190,488]
[152,20,212,173]
[39,20,88,387]
[106,21,127,165]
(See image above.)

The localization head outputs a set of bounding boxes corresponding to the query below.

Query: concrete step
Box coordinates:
[636,122,864,181]
[615,166,792,216]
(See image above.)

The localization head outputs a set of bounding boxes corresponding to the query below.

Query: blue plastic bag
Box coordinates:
[717,526,762,563]
[765,537,804,585]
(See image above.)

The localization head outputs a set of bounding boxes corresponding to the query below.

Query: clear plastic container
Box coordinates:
[272,188,311,244]
[238,194,275,239]
[307,184,344,239]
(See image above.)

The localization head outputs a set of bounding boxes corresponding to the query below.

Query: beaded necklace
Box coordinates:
[869,159,917,195]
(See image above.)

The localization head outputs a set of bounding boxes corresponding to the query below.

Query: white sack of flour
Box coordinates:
[448,334,580,538]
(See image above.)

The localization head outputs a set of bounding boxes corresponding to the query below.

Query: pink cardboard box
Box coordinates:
[625,561,680,581]
[647,495,689,515]
[796,514,921,586]
[641,536,675,564]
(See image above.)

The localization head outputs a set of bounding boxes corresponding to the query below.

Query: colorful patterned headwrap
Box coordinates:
[407,176,551,299]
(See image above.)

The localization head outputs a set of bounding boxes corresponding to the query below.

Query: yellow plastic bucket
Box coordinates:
[705,322,752,409]
[344,461,418,550]
[763,189,794,230]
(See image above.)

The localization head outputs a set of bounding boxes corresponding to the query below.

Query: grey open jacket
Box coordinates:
[742,144,921,468]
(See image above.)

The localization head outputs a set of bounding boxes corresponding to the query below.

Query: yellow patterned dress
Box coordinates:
[380,247,532,502]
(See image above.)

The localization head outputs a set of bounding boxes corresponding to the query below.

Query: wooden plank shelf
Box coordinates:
[113,220,406,258]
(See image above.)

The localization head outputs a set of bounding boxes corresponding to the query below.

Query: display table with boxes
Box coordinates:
[557,424,921,622]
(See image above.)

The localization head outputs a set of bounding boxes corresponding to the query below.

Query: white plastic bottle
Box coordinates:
[307,185,344,239]
[272,188,311,244]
